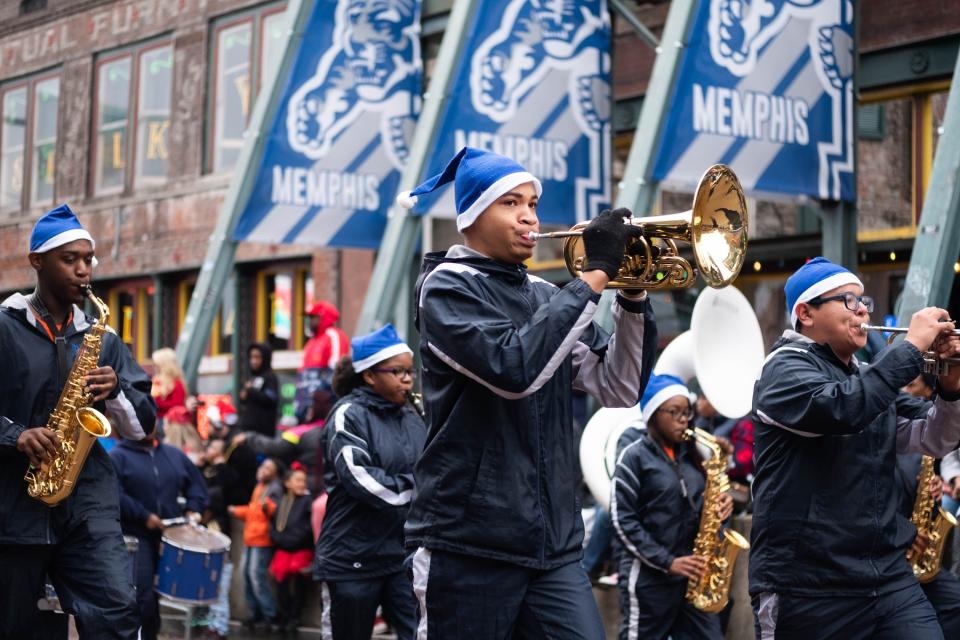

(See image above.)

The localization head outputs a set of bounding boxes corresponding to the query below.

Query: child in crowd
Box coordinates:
[151,347,187,420]
[270,464,315,633]
[229,458,283,631]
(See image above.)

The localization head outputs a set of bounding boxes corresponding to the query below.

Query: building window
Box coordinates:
[107,280,155,362]
[93,40,173,195]
[136,44,173,185]
[1,86,27,211]
[256,265,311,352]
[208,2,287,174]
[0,73,60,213]
[177,278,233,357]
[31,77,58,206]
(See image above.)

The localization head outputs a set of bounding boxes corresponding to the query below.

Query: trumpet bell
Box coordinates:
[691,165,748,288]
[560,165,748,290]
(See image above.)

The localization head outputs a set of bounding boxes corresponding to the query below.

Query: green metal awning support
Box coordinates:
[354,0,480,335]
[174,0,312,390]
[594,0,699,330]
[896,50,960,324]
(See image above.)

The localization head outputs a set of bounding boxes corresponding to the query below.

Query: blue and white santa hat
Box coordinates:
[784,257,863,327]
[395,147,542,232]
[640,373,689,424]
[30,204,95,254]
[351,323,413,373]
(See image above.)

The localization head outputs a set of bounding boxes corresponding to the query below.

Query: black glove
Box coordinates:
[581,208,637,279]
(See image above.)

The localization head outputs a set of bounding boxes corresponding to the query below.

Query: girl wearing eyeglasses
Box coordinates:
[313,324,427,640]
[610,373,733,640]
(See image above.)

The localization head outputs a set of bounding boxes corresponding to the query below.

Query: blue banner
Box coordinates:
[652,0,854,202]
[413,0,612,225]
[234,0,422,248]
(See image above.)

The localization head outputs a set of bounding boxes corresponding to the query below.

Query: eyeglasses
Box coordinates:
[372,367,416,379]
[807,292,874,313]
[656,407,694,421]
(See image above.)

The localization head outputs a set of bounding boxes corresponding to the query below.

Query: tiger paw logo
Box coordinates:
[709,0,853,199]
[469,0,609,130]
[286,0,421,169]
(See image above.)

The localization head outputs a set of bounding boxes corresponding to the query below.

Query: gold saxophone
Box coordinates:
[684,427,750,612]
[24,286,113,507]
[907,455,958,583]
[406,391,425,419]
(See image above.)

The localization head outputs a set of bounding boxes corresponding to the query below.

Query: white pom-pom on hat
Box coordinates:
[396,191,418,209]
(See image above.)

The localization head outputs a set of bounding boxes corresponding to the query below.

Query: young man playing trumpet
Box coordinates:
[399,146,657,639]
[751,257,960,640]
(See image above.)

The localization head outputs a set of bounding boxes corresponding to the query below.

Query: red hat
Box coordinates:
[307,300,340,330]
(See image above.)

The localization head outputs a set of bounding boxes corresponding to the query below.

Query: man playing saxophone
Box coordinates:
[751,257,960,640]
[0,205,156,639]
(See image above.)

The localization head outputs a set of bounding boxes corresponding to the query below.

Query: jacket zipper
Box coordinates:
[519,273,548,565]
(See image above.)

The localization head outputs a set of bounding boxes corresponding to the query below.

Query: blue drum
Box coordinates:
[154,524,231,604]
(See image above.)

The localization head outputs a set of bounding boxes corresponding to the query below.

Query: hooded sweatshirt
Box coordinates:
[238,342,279,438]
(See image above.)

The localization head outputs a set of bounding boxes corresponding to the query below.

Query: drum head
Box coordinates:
[162,524,231,553]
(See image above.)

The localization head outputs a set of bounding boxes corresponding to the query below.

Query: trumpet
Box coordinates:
[528,165,748,290]
[860,323,960,375]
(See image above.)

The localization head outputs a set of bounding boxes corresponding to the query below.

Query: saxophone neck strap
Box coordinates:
[27,292,74,390]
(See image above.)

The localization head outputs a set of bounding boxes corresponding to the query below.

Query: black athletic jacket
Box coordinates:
[405,245,656,569]
[313,386,426,580]
[0,293,156,545]
[750,330,960,597]
[611,434,705,584]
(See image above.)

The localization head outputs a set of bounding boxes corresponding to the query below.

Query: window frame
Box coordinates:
[28,73,60,208]
[0,69,61,214]
[133,39,175,188]
[254,263,311,352]
[859,78,951,242]
[206,1,287,175]
[90,37,174,198]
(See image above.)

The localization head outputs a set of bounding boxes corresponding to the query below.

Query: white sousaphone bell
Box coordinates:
[579,286,765,510]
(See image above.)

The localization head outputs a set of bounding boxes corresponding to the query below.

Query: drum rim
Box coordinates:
[156,591,219,605]
[160,525,231,554]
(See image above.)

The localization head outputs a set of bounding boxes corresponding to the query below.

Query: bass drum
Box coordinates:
[580,405,643,511]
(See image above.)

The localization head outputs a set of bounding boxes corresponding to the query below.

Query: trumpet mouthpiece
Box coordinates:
[526,232,541,242]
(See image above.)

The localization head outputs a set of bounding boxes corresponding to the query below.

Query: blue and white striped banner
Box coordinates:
[234,0,422,248]
[653,0,855,202]
[413,0,612,225]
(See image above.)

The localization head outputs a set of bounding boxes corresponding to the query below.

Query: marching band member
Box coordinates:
[751,257,960,639]
[314,324,427,640]
[401,147,656,638]
[0,205,156,639]
[110,435,209,640]
[611,373,731,640]
[894,453,960,637]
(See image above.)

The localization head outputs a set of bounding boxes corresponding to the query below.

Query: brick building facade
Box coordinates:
[0,0,957,389]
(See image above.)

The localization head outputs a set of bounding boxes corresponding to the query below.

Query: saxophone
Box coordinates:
[907,455,958,583]
[406,391,425,419]
[684,427,750,612]
[24,286,113,507]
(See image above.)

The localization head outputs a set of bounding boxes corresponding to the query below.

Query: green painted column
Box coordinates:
[896,52,960,323]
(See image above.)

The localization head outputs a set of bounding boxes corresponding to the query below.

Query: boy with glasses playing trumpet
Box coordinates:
[751,257,960,640]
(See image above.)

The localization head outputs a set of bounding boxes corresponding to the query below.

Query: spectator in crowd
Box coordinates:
[161,405,204,465]
[314,324,427,640]
[230,457,283,631]
[611,373,732,640]
[296,300,350,422]
[110,435,208,640]
[151,347,187,422]
[234,387,336,496]
[270,464,315,633]
[205,399,258,519]
[238,342,279,438]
